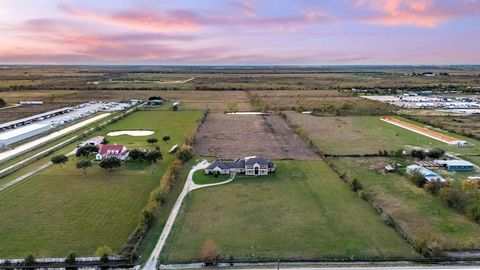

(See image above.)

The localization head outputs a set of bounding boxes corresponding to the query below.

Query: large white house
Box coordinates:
[205,156,275,176]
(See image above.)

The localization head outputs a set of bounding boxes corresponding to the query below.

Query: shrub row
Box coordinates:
[185,109,209,146]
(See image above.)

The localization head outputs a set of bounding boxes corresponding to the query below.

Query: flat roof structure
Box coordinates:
[435,160,475,167]
[0,123,51,141]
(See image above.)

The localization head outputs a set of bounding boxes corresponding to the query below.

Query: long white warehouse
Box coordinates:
[0,123,52,148]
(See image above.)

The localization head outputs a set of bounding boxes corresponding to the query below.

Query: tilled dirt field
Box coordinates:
[195,113,319,160]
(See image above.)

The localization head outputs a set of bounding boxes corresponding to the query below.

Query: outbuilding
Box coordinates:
[406,165,445,182]
[81,136,104,147]
[435,160,476,172]
[0,123,51,149]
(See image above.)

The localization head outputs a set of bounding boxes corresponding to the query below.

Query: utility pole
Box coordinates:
[277,259,280,270]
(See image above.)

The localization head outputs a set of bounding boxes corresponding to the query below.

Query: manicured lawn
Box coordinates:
[284,112,480,156]
[0,110,202,258]
[332,157,480,250]
[161,160,418,262]
[192,169,230,185]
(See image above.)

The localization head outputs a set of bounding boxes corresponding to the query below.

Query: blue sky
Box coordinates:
[0,0,479,64]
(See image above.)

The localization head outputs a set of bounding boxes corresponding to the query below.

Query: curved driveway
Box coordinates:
[143,160,235,270]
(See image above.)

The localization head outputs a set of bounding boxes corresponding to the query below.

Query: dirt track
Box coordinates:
[195,113,319,160]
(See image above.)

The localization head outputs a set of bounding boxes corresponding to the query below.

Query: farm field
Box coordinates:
[332,157,480,251]
[251,93,395,114]
[283,112,480,156]
[161,160,418,262]
[0,90,251,117]
[2,66,480,91]
[194,113,319,160]
[0,110,201,258]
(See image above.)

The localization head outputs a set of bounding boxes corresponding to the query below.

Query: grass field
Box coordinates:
[284,112,480,156]
[192,169,230,185]
[0,110,201,258]
[332,157,480,250]
[161,160,417,262]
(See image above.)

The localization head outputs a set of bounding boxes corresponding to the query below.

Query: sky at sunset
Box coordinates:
[0,0,479,65]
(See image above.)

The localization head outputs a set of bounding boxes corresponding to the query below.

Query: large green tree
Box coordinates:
[76,160,92,174]
[51,155,68,167]
[145,151,163,163]
[76,145,99,157]
[99,157,122,172]
[147,138,159,145]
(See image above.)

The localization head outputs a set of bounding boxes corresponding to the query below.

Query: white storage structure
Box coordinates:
[0,123,51,148]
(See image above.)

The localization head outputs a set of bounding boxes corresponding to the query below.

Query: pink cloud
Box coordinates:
[356,0,480,27]
[58,4,201,32]
[58,4,330,34]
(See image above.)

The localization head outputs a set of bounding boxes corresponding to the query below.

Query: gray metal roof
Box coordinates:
[207,157,275,170]
[206,160,230,170]
[245,157,269,166]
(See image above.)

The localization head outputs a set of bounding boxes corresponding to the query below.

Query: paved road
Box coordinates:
[158,263,480,270]
[143,160,236,270]
[239,266,480,270]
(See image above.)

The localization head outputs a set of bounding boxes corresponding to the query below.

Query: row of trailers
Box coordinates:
[0,108,72,149]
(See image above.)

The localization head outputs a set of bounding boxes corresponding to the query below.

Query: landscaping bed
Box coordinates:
[192,169,230,185]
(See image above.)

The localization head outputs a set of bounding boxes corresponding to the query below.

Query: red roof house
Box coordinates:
[96,144,129,161]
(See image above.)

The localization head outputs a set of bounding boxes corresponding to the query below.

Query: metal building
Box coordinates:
[0,123,52,148]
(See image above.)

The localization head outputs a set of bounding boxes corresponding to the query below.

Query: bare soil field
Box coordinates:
[194,113,319,160]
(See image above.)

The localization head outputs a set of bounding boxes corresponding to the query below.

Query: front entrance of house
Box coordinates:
[254,167,259,175]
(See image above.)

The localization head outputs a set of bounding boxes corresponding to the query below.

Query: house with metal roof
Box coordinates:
[205,156,275,176]
[406,165,445,182]
[434,159,476,172]
[95,144,129,161]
